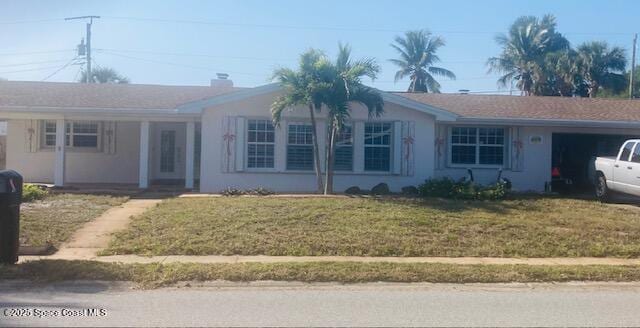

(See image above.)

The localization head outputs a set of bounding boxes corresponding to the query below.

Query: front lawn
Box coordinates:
[3,260,640,288]
[103,196,640,258]
[21,193,128,247]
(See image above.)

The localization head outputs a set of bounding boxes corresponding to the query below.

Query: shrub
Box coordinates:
[344,186,362,195]
[221,187,275,196]
[418,177,510,200]
[370,183,391,195]
[221,187,245,196]
[401,186,419,196]
[247,187,275,196]
[22,184,49,202]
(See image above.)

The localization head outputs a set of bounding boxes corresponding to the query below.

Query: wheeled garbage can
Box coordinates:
[0,170,23,264]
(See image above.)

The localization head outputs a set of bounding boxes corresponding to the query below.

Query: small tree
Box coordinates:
[322,44,384,194]
[271,50,327,193]
[79,67,130,84]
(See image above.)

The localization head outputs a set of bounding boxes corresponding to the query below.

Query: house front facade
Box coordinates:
[2,80,640,193]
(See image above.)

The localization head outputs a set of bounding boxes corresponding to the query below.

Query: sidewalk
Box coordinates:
[20,254,640,266]
[50,198,162,259]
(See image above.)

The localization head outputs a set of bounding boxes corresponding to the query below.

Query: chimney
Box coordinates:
[211,73,233,88]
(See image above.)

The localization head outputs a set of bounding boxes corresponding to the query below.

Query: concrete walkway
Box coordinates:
[20,254,640,266]
[48,198,162,259]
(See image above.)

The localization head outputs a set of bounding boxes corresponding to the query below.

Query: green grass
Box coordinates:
[2,260,640,288]
[103,196,640,258]
[20,193,128,247]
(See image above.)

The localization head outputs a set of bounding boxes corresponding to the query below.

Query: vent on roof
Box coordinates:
[211,73,233,88]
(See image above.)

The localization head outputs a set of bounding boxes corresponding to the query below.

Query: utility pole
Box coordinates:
[65,15,100,83]
[630,33,637,99]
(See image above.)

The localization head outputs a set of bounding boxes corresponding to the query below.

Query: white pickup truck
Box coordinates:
[594,139,640,201]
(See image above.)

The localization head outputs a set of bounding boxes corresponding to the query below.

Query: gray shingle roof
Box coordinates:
[0,80,239,109]
[395,92,640,122]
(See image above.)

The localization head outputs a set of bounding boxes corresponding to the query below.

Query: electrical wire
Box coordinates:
[0,58,74,68]
[95,50,266,77]
[41,57,79,81]
[0,49,74,56]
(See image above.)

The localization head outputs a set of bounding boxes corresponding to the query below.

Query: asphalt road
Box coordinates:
[1,281,640,327]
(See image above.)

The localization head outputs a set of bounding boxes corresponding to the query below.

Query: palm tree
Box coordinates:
[322,44,384,194]
[271,49,327,192]
[389,30,455,93]
[487,15,569,96]
[79,67,130,84]
[576,41,626,97]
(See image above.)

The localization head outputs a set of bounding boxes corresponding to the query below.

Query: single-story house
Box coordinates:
[1,79,640,193]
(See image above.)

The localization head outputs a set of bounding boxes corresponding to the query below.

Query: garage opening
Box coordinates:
[551,133,638,192]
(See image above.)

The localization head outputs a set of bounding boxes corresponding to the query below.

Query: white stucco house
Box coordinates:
[1,79,640,193]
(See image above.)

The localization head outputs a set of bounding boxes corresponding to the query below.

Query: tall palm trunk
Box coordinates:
[309,104,324,193]
[324,122,337,195]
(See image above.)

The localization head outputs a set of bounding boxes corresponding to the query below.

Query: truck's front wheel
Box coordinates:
[596,173,610,202]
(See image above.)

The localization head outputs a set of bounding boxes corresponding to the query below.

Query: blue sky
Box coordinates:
[0,0,636,93]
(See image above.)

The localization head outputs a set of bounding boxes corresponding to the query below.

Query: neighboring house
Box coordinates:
[1,79,639,192]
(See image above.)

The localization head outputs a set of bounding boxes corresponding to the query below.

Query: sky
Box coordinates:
[0,0,638,93]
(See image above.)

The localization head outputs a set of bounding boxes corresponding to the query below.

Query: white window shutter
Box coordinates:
[353,121,364,173]
[234,117,245,172]
[25,120,38,152]
[104,121,117,154]
[511,127,524,172]
[393,121,402,175]
[221,116,236,173]
[401,121,416,176]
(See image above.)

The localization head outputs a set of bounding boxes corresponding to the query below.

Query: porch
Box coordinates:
[4,118,201,190]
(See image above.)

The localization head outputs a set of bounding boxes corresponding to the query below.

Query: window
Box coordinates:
[632,143,640,163]
[450,127,506,166]
[620,141,635,161]
[364,122,392,171]
[333,124,353,171]
[43,121,57,147]
[287,123,314,170]
[247,119,275,169]
[42,121,100,148]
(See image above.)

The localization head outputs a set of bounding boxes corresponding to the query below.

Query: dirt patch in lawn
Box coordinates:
[20,194,128,247]
[103,196,640,258]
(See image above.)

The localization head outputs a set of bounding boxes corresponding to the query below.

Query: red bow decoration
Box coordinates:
[434,137,445,157]
[403,136,414,160]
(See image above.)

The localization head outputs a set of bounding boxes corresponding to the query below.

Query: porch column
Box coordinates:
[138,121,150,189]
[53,119,65,187]
[185,121,195,189]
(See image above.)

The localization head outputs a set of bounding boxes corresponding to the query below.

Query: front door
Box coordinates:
[153,123,186,181]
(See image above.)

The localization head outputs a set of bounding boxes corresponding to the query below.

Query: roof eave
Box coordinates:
[453,116,640,129]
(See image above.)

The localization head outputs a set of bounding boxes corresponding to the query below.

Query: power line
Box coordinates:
[100,15,635,36]
[95,50,267,77]
[0,18,64,25]
[95,48,486,64]
[0,65,74,75]
[0,49,74,56]
[41,57,79,81]
[95,48,297,62]
[0,58,74,68]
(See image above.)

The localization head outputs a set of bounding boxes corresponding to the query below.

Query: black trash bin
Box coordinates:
[0,170,23,264]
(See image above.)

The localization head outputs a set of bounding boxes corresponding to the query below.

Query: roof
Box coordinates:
[394,93,640,123]
[0,81,240,109]
[3,81,640,124]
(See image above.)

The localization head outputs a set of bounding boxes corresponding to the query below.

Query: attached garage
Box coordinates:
[551,132,638,192]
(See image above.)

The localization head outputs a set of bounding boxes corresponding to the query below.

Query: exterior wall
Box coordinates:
[435,124,640,191]
[6,120,140,184]
[199,92,436,193]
